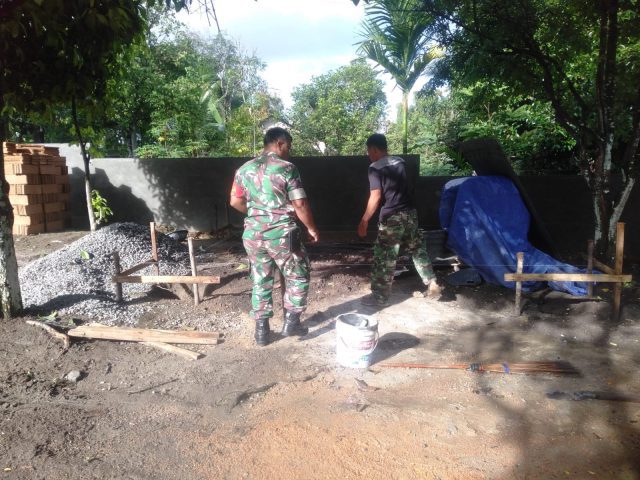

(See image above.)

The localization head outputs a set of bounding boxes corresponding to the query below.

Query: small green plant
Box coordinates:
[91,189,113,225]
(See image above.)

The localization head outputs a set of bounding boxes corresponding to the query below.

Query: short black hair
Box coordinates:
[264,127,292,147]
[366,133,388,150]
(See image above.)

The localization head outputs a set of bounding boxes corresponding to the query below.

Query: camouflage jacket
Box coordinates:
[231,151,307,240]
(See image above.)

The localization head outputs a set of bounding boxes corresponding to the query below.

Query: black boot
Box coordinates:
[281,311,308,337]
[255,317,270,346]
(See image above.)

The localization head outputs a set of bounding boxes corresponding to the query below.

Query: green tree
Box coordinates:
[0,0,145,315]
[424,0,640,255]
[357,0,439,154]
[289,60,387,155]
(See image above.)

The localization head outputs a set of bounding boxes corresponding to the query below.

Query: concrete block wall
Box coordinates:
[62,151,639,261]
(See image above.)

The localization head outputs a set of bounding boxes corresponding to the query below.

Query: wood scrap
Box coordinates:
[25,320,70,350]
[112,274,221,284]
[67,324,220,344]
[142,341,203,360]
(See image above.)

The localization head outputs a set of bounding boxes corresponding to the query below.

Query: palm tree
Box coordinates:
[358,0,438,153]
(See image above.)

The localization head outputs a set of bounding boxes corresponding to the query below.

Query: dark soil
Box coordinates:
[2,230,639,480]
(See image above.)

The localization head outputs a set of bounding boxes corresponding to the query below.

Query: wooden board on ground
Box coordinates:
[67,325,220,344]
[113,274,221,284]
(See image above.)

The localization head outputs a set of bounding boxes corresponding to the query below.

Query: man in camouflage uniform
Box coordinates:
[357,133,441,306]
[230,127,319,346]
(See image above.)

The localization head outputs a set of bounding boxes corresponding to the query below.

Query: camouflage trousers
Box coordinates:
[371,209,435,300]
[243,236,311,320]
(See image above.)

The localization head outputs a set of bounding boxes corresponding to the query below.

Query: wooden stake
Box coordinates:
[142,342,203,360]
[188,237,200,306]
[25,320,70,350]
[68,325,220,344]
[514,252,524,316]
[113,251,123,303]
[613,222,625,321]
[587,239,594,297]
[150,221,160,275]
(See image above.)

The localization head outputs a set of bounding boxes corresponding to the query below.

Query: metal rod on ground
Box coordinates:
[514,252,524,316]
[113,251,123,303]
[587,239,594,298]
[150,221,160,275]
[613,222,625,321]
[380,361,579,375]
[187,237,200,306]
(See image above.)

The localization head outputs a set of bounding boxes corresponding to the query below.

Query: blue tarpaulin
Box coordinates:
[439,176,588,295]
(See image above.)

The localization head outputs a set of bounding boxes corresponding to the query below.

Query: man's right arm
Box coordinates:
[292,198,319,243]
[230,195,247,214]
[229,178,248,214]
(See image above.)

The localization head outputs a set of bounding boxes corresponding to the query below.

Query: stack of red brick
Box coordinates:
[3,142,70,235]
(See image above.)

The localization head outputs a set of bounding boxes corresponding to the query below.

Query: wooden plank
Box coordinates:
[188,237,200,306]
[504,273,631,282]
[142,342,204,360]
[150,222,160,275]
[67,325,220,344]
[514,252,524,315]
[119,260,156,277]
[592,257,615,275]
[613,222,625,322]
[112,274,221,284]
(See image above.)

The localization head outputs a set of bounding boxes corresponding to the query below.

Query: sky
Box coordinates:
[178,0,428,120]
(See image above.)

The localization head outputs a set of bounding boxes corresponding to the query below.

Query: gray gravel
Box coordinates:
[20,222,190,325]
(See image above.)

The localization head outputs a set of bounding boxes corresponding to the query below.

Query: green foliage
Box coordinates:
[289,60,387,155]
[90,190,114,225]
[0,1,145,113]
[358,0,439,153]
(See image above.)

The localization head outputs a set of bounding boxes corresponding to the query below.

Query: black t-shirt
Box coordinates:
[368,155,414,222]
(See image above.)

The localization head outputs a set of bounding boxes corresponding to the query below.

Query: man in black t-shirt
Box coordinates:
[357,133,440,306]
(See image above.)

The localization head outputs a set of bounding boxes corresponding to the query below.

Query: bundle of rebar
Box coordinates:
[380,361,579,375]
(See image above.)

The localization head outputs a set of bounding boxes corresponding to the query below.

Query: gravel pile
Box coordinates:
[20,223,190,325]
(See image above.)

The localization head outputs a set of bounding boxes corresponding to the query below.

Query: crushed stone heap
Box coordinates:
[20,222,190,325]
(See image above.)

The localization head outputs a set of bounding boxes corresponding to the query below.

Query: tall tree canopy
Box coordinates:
[0,0,146,315]
[424,0,640,254]
[289,60,387,155]
[358,0,439,153]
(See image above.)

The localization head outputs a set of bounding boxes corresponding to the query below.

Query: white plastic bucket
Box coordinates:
[335,313,379,369]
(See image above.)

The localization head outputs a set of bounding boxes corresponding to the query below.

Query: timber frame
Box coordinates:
[505,222,631,320]
[112,222,220,305]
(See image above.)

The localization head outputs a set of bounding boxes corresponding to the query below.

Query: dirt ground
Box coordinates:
[2,230,640,480]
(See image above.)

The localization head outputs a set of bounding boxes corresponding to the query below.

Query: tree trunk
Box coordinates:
[128,126,137,157]
[591,0,619,257]
[402,90,409,154]
[71,96,97,232]
[0,97,23,318]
